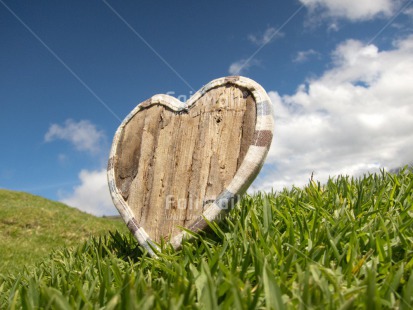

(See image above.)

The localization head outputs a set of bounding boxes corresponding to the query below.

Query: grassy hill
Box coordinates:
[1,169,413,309]
[0,189,127,276]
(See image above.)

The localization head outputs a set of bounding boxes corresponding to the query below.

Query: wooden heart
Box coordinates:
[107,76,273,256]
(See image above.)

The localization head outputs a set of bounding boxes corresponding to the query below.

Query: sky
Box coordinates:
[1,0,413,216]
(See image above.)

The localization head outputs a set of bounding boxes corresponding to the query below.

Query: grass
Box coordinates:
[0,189,128,276]
[0,168,412,309]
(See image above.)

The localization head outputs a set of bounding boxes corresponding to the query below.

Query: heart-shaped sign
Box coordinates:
[107,76,273,256]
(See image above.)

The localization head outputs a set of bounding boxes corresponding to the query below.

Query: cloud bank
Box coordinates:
[254,35,413,191]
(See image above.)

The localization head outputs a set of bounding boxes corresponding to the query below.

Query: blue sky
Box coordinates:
[1,0,412,215]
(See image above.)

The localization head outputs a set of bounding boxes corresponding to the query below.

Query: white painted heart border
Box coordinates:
[107,76,274,256]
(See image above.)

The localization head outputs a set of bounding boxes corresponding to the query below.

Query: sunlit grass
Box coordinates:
[0,190,128,276]
[1,168,412,308]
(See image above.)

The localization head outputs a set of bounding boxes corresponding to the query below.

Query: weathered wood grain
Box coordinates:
[114,85,256,242]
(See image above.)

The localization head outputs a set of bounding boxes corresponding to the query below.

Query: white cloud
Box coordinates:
[406,6,413,18]
[248,27,284,45]
[57,153,68,164]
[253,35,413,191]
[300,0,396,21]
[228,59,260,75]
[228,26,283,75]
[45,119,106,155]
[327,22,340,32]
[293,49,320,63]
[60,169,116,216]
